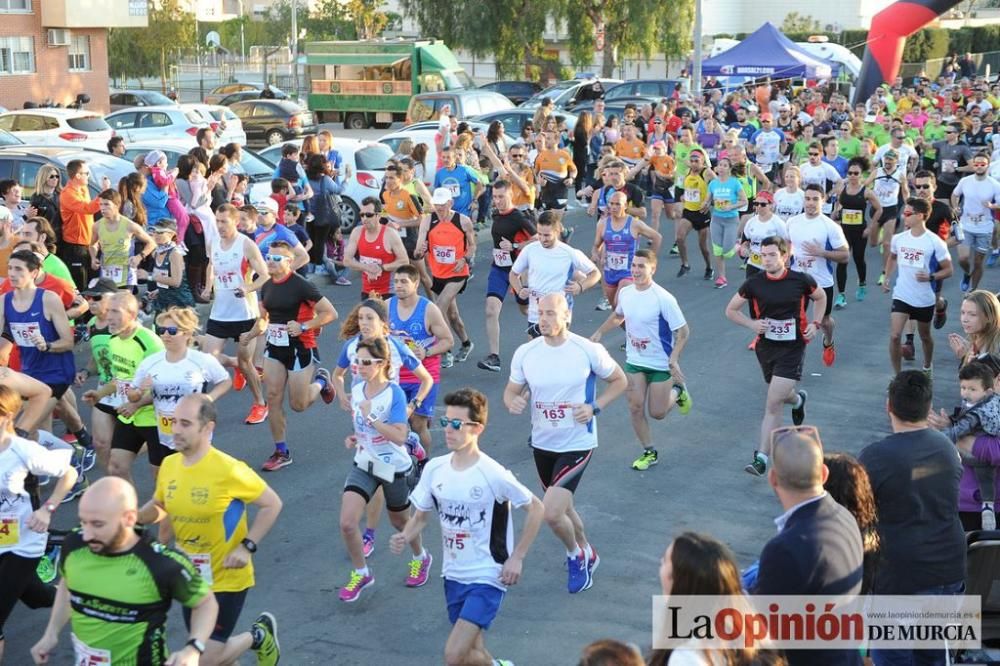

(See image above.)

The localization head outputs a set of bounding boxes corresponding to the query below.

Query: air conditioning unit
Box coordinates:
[47,29,70,47]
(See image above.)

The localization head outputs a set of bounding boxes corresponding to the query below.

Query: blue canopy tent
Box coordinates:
[701,23,835,80]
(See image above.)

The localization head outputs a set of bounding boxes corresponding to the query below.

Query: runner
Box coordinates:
[932,124,974,201]
[503,293,627,593]
[773,165,805,220]
[391,388,544,666]
[252,198,309,270]
[703,157,748,288]
[343,197,409,299]
[883,197,953,375]
[337,336,431,603]
[202,204,270,426]
[509,212,600,338]
[478,179,537,373]
[434,145,482,219]
[628,141,675,236]
[831,156,882,308]
[382,165,431,295]
[913,170,955,330]
[613,123,646,169]
[0,385,77,663]
[416,188,477,368]
[89,190,154,290]
[676,150,715,280]
[724,236,826,476]
[534,131,576,212]
[737,192,789,279]
[589,250,691,471]
[17,217,72,285]
[137,394,282,666]
[798,141,842,216]
[749,113,787,186]
[591,191,661,308]
[786,185,850,367]
[76,278,117,471]
[388,265,453,457]
[30,477,218,666]
[253,240,338,472]
[951,152,1000,292]
[147,218,195,316]
[869,150,910,284]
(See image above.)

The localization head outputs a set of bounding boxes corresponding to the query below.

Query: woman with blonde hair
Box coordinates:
[949,289,1000,366]
[411,143,429,183]
[394,137,414,159]
[29,165,62,235]
[301,134,320,160]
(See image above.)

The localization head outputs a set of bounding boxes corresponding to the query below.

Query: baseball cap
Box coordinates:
[254,198,279,215]
[143,150,167,168]
[83,277,119,297]
[884,149,899,161]
[760,112,773,121]
[431,187,453,206]
[150,218,178,235]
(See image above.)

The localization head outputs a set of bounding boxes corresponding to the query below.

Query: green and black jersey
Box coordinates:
[60,530,210,666]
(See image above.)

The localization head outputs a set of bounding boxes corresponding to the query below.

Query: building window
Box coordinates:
[68,35,90,72]
[128,0,147,17]
[0,0,31,12]
[0,37,35,75]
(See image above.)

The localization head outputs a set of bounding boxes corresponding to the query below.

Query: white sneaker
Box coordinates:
[595,297,612,311]
[983,505,997,531]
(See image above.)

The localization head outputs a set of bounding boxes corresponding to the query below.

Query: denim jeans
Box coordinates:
[871,580,966,666]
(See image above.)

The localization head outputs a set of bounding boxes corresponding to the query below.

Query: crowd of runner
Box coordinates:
[0,70,999,665]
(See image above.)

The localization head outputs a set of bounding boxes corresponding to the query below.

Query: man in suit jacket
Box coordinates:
[753,426,864,666]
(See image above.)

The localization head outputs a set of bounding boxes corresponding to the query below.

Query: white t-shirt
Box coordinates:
[0,435,74,558]
[752,129,784,167]
[133,350,229,449]
[890,229,951,308]
[773,188,805,220]
[510,242,598,323]
[875,142,918,170]
[799,162,842,214]
[742,215,789,269]
[615,283,686,371]
[509,332,619,452]
[871,165,906,208]
[954,174,1000,234]
[787,213,848,289]
[410,452,533,590]
[351,381,411,472]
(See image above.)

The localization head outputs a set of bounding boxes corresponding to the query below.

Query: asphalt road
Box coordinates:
[7,204,1000,665]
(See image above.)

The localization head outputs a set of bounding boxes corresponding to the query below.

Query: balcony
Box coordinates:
[42,0,149,29]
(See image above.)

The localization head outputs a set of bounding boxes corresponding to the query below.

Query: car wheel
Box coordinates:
[339,197,359,232]
[266,129,285,146]
[344,113,368,130]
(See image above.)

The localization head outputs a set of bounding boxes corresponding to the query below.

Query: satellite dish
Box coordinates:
[206,31,221,48]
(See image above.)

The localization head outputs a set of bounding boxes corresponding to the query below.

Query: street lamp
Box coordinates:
[291,0,298,100]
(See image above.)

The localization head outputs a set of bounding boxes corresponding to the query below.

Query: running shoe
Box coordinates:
[713,277,727,289]
[36,545,60,584]
[792,389,808,426]
[703,267,715,281]
[494,660,516,666]
[982,505,997,531]
[261,451,292,472]
[822,340,836,367]
[585,546,600,590]
[877,272,885,286]
[934,299,948,330]
[566,553,590,594]
[245,403,269,425]
[961,273,972,292]
[834,293,847,310]
[339,570,374,602]
[405,432,427,463]
[250,612,281,666]
[989,249,1000,268]
[61,474,88,504]
[923,366,933,382]
[315,368,335,404]
[233,367,247,391]
[335,275,353,286]
[595,297,612,311]
[456,341,474,363]
[561,226,575,243]
[362,528,376,558]
[631,449,659,471]
[406,552,433,587]
[901,340,915,361]
[744,451,767,477]
[477,354,501,372]
[441,351,454,369]
[676,264,691,278]
[669,243,679,256]
[856,285,867,302]
[674,385,692,415]
[73,444,96,473]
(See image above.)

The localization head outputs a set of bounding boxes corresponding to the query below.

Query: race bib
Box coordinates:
[765,318,797,342]
[492,248,512,267]
[716,199,731,211]
[899,246,925,268]
[443,527,471,562]
[842,209,863,226]
[942,159,957,173]
[72,634,112,666]
[101,265,123,284]
[795,256,816,271]
[156,412,175,448]
[359,255,383,273]
[9,322,40,348]
[114,380,132,400]
[749,252,762,266]
[151,268,169,290]
[628,333,651,352]
[605,252,629,271]
[184,551,214,585]
[533,401,573,428]
[447,183,461,198]
[266,324,289,347]
[684,189,701,204]
[216,270,240,290]
[0,514,18,546]
[433,245,457,264]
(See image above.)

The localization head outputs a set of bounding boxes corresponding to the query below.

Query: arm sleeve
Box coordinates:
[19,439,73,477]
[660,291,687,330]
[571,248,599,274]
[164,547,212,608]
[508,345,527,385]
[409,461,436,511]
[386,384,409,424]
[495,466,534,508]
[200,351,231,385]
[227,460,268,503]
[589,340,620,379]
[336,341,352,370]
[943,411,981,442]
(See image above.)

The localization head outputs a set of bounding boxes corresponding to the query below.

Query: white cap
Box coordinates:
[254,198,279,215]
[431,187,453,205]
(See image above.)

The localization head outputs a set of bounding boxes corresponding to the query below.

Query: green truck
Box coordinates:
[305,40,473,130]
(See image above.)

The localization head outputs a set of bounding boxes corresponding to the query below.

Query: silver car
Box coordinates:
[104,106,209,144]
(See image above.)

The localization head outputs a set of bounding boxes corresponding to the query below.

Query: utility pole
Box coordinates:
[691,0,702,102]
[290,0,298,101]
[239,0,246,60]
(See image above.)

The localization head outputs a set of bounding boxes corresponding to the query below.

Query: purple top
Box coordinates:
[959,434,1000,511]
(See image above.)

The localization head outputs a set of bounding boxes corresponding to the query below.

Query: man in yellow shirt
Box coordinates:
[139,394,283,666]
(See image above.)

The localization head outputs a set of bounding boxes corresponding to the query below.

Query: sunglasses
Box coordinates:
[47,174,59,180]
[360,212,378,218]
[509,153,524,158]
[755,201,771,206]
[265,254,289,262]
[356,358,384,366]
[913,183,933,190]
[439,417,480,430]
[847,170,862,175]
[808,152,821,157]
[770,424,820,448]
[155,326,181,336]
[84,294,104,301]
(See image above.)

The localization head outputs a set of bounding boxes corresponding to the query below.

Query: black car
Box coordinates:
[229,100,317,147]
[478,80,542,106]
[217,89,290,107]
[604,79,687,103]
[205,83,288,105]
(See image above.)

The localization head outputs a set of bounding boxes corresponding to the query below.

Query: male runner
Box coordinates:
[534,131,577,212]
[251,198,309,270]
[951,152,1000,292]
[798,141,842,215]
[913,170,955,330]
[343,197,408,299]
[503,293,627,593]
[391,388,543,666]
[725,236,826,477]
[138,395,282,666]
[434,145,482,218]
[590,192,661,310]
[590,250,691,471]
[381,165,431,293]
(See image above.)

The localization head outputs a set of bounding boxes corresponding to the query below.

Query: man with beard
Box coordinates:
[30,476,218,666]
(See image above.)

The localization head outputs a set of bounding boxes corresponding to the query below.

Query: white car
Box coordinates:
[0,108,113,151]
[180,103,247,146]
[377,128,440,187]
[258,137,395,230]
[104,105,209,144]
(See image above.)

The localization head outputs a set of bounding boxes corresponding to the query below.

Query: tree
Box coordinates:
[344,0,391,40]
[781,12,821,34]
[107,0,195,90]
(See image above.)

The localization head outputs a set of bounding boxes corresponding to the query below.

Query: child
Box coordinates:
[282,206,312,275]
[269,177,290,219]
[230,173,249,207]
[324,225,351,286]
[944,360,1000,530]
[145,151,191,243]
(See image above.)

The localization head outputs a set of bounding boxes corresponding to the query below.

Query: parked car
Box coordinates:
[478,81,543,106]
[0,109,113,152]
[472,108,577,137]
[204,83,287,105]
[568,99,643,121]
[0,146,133,197]
[519,77,623,111]
[104,106,209,144]
[229,100,317,147]
[180,103,247,145]
[0,129,23,147]
[405,90,514,125]
[109,90,177,112]
[258,138,395,230]
[604,79,687,103]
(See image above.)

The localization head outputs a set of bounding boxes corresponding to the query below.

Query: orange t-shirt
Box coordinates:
[614,138,647,165]
[426,213,469,280]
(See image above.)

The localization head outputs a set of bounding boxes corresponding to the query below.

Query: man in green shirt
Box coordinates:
[31,477,217,666]
[18,217,73,285]
[921,112,948,169]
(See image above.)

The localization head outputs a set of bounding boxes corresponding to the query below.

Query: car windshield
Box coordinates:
[523,81,577,107]
[66,116,111,132]
[441,70,474,90]
[63,153,131,188]
[240,149,274,179]
[355,144,394,171]
[0,129,22,146]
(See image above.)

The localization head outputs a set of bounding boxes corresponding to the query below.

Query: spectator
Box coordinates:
[305,153,343,272]
[118,172,147,229]
[579,639,644,666]
[411,143,429,184]
[859,370,966,666]
[28,165,63,239]
[196,126,216,154]
[58,159,105,290]
[107,135,125,157]
[823,453,881,595]
[949,290,1000,367]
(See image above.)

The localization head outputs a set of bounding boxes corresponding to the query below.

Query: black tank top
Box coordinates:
[839,185,867,211]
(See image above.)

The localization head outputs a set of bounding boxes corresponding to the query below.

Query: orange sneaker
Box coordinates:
[822,341,836,367]
[245,403,269,425]
[233,367,247,391]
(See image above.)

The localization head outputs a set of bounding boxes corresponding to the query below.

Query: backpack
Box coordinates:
[313,177,342,228]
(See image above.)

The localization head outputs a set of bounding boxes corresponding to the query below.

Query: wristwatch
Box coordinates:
[589,404,602,416]
[186,638,206,655]
[241,538,258,553]
[366,412,380,426]
[44,502,57,514]
[409,398,422,410]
